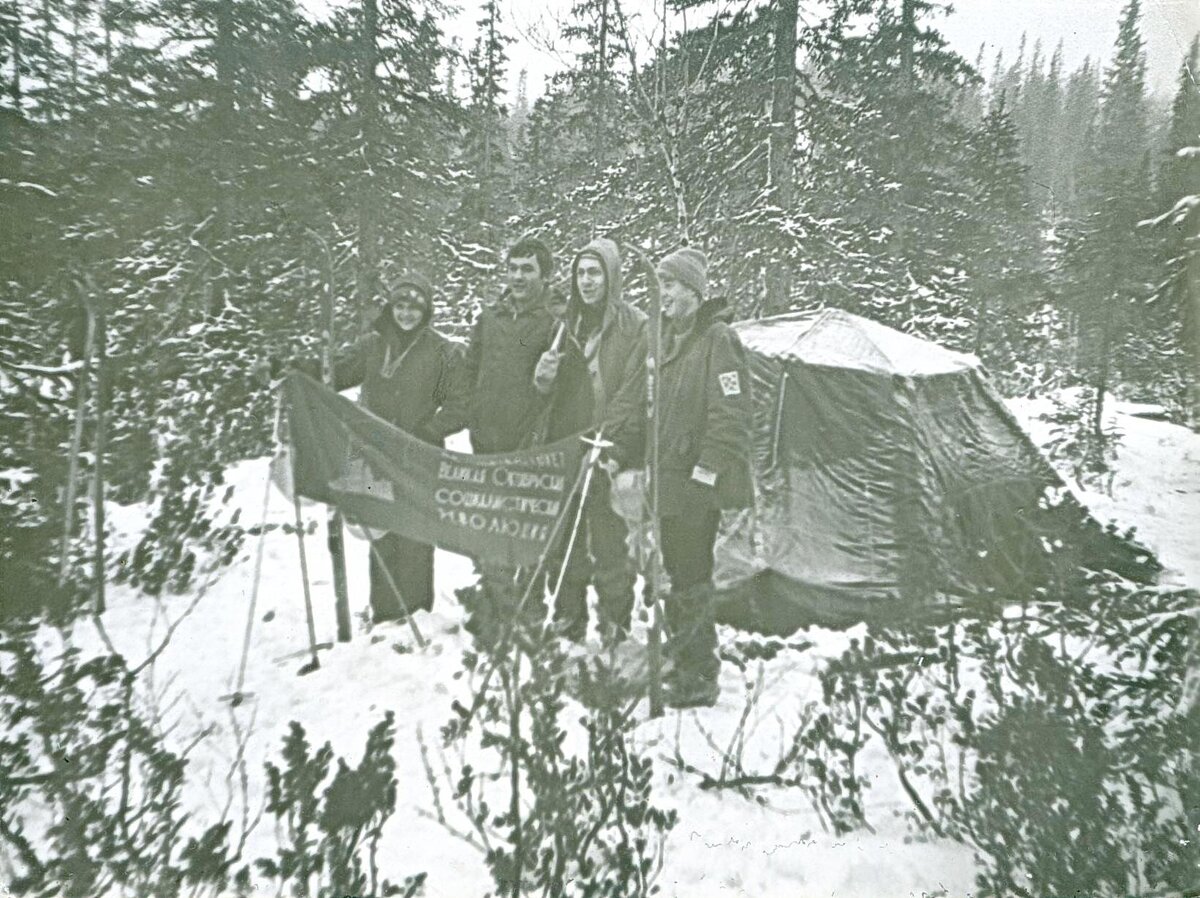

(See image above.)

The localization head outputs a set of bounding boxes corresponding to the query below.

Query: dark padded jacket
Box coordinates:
[547,238,648,469]
[654,299,754,516]
[329,313,465,445]
[457,287,564,454]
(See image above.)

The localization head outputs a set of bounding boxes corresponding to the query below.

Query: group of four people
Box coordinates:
[324,236,753,708]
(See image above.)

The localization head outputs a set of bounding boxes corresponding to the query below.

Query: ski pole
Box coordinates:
[281,395,324,676]
[227,396,283,707]
[626,244,665,718]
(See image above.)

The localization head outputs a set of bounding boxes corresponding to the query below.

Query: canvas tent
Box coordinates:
[713,309,1159,635]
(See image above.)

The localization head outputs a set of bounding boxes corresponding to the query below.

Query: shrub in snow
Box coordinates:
[0,627,242,897]
[434,622,676,897]
[0,628,425,898]
[813,576,1198,898]
[257,713,425,898]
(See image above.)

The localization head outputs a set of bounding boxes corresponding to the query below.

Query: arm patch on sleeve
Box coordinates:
[718,370,741,397]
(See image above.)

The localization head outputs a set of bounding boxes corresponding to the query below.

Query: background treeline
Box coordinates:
[0,0,1197,609]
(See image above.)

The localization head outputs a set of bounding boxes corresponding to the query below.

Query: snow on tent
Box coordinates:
[713,308,1160,636]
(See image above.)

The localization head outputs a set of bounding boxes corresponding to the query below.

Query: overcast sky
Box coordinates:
[478,0,1199,100]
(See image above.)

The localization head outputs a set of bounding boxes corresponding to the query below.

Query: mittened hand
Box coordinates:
[610,469,647,521]
[533,349,562,393]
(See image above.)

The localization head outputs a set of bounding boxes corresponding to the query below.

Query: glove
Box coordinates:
[533,349,561,394]
[610,469,647,522]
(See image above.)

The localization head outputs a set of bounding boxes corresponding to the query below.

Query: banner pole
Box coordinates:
[309,227,352,643]
[280,397,324,675]
[227,397,284,707]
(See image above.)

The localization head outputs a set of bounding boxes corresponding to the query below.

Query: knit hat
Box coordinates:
[388,271,434,311]
[656,247,708,301]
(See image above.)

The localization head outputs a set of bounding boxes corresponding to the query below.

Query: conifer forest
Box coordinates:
[1,0,1198,895]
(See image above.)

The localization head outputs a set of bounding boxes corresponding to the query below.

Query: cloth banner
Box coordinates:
[284,372,589,565]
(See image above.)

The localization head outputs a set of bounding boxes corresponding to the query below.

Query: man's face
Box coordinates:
[507,254,546,301]
[658,271,700,320]
[575,256,607,306]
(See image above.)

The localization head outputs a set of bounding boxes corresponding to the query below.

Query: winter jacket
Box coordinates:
[654,299,754,516]
[328,313,466,445]
[457,287,565,454]
[547,238,648,469]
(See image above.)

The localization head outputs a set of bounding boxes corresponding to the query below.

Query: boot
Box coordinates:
[663,583,720,707]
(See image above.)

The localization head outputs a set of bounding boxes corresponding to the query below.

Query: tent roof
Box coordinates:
[734,308,980,377]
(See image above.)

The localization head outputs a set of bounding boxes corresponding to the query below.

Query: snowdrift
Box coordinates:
[714,309,1160,635]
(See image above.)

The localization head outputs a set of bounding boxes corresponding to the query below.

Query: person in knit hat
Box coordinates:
[649,246,753,707]
[295,270,466,623]
[655,247,708,303]
[535,237,647,644]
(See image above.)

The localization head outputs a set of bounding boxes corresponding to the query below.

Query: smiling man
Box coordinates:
[652,247,753,707]
[535,237,648,644]
[455,236,565,647]
[459,236,563,455]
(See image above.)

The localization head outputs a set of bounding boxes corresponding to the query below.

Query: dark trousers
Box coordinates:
[369,532,434,622]
[659,508,721,681]
[548,474,636,642]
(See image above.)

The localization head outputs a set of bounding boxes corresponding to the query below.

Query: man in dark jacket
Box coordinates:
[457,237,563,453]
[324,272,465,622]
[453,237,564,645]
[535,238,647,643]
[652,247,753,707]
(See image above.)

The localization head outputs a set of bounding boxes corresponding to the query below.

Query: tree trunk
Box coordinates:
[92,301,107,614]
[594,0,610,162]
[59,302,96,586]
[69,0,80,111]
[212,0,235,312]
[355,0,380,333]
[1188,231,1200,429]
[766,0,798,313]
[8,2,21,111]
[900,0,915,82]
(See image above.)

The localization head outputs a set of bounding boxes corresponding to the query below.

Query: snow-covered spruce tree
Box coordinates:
[959,94,1051,390]
[440,631,676,897]
[0,287,84,621]
[1054,0,1157,472]
[796,0,979,345]
[1143,36,1200,425]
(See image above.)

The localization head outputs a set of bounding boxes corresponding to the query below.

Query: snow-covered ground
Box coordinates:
[64,400,1199,898]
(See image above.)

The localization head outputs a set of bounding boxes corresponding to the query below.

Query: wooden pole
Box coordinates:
[311,229,353,642]
[92,298,107,614]
[59,300,95,587]
[629,246,665,718]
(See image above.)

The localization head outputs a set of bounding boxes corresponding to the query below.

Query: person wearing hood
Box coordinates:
[534,237,647,644]
[651,247,753,708]
[321,271,466,623]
